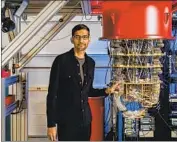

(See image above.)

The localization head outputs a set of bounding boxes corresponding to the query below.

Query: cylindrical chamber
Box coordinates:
[101,1,172,39]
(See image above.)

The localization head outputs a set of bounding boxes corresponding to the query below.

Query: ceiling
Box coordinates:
[4,0,83,15]
[24,0,82,15]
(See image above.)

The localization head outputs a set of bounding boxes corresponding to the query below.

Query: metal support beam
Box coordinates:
[81,0,91,15]
[18,12,76,70]
[2,0,69,67]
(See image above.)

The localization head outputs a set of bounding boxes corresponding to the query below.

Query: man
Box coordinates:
[46,24,118,141]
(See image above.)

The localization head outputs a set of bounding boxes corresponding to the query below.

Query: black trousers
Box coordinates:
[57,123,91,141]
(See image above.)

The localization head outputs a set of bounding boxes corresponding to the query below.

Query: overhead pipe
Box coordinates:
[15,0,29,17]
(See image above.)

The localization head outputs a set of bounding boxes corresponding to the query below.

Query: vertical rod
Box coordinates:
[1,79,6,141]
[12,84,14,141]
[15,84,17,140]
[118,112,123,141]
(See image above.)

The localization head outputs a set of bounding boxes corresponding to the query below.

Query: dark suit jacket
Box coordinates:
[46,48,106,127]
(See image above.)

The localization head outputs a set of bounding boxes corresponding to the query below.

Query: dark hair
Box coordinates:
[72,24,90,36]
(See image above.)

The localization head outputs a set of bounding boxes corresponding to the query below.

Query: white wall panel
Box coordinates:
[28,91,48,136]
[28,72,50,86]
[28,126,47,136]
[29,103,46,115]
[29,115,47,126]
[25,56,55,67]
[28,92,47,103]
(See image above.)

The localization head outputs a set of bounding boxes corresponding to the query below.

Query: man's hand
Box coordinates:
[105,82,120,95]
[47,127,57,141]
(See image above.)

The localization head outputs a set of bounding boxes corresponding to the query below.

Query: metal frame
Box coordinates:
[2,0,69,67]
[18,11,77,70]
[1,75,19,141]
[6,102,18,117]
[4,75,19,87]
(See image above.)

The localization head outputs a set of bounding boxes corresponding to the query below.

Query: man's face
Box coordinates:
[72,29,90,51]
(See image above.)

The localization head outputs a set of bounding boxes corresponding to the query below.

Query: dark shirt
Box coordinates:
[76,57,85,85]
[46,48,106,127]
